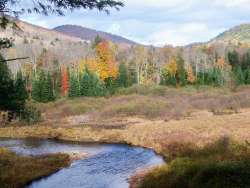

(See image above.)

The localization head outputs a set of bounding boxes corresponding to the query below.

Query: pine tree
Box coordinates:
[46,72,55,101]
[0,54,15,112]
[14,71,28,114]
[245,69,250,84]
[69,71,80,98]
[91,73,106,96]
[234,65,245,85]
[176,55,187,86]
[80,69,91,96]
[228,50,239,69]
[117,63,128,88]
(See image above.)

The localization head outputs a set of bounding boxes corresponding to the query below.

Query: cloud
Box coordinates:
[145,23,225,46]
[20,0,250,46]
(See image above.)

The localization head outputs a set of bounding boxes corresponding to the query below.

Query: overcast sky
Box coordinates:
[21,0,250,47]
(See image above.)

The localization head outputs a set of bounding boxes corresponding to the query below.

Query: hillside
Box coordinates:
[210,24,250,45]
[0,18,93,72]
[54,25,137,45]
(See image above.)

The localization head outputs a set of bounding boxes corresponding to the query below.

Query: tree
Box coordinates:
[80,69,91,96]
[32,70,55,102]
[0,54,15,112]
[14,71,28,114]
[0,0,124,16]
[187,64,196,84]
[176,55,187,86]
[69,71,80,98]
[61,66,69,97]
[0,54,28,120]
[95,40,119,82]
[161,58,178,86]
[228,50,239,69]
[92,35,103,48]
[44,72,55,102]
[234,65,245,86]
[80,67,105,97]
[117,63,128,88]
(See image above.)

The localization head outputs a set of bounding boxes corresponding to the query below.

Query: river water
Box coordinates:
[0,138,164,188]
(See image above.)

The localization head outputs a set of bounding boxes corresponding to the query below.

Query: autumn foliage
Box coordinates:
[61,66,69,96]
[95,41,118,81]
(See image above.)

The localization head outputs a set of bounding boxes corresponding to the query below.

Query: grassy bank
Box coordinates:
[35,85,250,125]
[132,138,250,188]
[0,148,70,188]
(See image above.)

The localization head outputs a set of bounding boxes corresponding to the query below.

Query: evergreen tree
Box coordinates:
[32,71,41,102]
[91,73,106,96]
[54,68,62,98]
[69,72,80,98]
[176,55,187,86]
[245,69,250,84]
[234,65,245,85]
[228,50,240,69]
[14,71,28,114]
[32,70,55,103]
[46,72,55,101]
[0,54,15,112]
[80,69,91,96]
[117,63,128,88]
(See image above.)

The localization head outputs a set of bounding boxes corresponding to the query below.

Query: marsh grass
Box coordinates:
[36,85,250,122]
[0,148,70,188]
[136,138,250,188]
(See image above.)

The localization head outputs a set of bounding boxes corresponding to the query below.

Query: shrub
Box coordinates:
[137,139,250,188]
[21,102,41,124]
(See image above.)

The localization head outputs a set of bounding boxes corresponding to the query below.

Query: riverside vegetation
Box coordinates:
[0,147,70,188]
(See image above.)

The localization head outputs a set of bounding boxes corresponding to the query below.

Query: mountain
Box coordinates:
[210,24,250,45]
[0,18,92,72]
[54,25,137,45]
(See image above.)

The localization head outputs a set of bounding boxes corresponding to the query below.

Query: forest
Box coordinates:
[2,35,250,123]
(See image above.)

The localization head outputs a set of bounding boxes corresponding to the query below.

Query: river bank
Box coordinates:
[0,147,70,188]
[1,108,250,155]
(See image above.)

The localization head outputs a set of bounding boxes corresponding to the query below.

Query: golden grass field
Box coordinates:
[0,86,250,155]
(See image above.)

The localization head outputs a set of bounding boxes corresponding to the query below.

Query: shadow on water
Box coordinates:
[0,138,164,188]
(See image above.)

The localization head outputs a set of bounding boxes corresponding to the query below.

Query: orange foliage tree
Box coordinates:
[216,57,225,70]
[61,66,69,96]
[187,64,196,84]
[95,40,118,81]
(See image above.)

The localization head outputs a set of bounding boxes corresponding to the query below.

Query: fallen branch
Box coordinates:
[0,57,30,62]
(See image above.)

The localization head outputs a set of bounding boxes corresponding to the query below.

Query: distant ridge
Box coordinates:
[54,25,137,45]
[210,24,250,45]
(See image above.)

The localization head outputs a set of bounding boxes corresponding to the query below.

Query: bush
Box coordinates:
[116,85,167,96]
[137,139,250,188]
[21,102,41,124]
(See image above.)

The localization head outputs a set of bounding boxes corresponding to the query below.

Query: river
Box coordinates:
[0,138,164,188]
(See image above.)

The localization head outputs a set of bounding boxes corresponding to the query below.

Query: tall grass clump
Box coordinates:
[136,138,250,188]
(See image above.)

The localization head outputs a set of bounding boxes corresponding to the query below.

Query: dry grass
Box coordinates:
[132,138,250,188]
[34,85,250,124]
[0,148,70,188]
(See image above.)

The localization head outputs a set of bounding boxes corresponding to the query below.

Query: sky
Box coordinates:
[20,0,250,47]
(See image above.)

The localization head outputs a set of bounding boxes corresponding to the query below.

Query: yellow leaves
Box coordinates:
[187,64,196,84]
[95,40,118,81]
[79,58,98,74]
[165,58,177,76]
[78,40,119,81]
